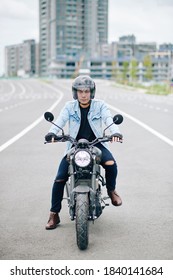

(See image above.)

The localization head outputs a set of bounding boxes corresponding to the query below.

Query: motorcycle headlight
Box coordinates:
[74,150,91,167]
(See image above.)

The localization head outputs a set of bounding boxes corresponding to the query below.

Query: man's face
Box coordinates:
[77,89,90,105]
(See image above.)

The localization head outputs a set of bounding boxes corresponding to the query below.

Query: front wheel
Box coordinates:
[75,193,89,250]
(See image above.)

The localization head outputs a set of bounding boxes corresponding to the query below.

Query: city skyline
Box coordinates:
[0,0,173,76]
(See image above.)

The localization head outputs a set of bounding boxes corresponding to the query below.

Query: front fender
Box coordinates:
[74,185,90,193]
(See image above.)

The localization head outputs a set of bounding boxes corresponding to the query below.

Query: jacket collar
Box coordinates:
[73,99,94,114]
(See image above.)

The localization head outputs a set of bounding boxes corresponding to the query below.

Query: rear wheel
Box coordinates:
[75,193,89,250]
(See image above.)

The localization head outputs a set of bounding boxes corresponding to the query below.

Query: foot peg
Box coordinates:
[103,196,109,200]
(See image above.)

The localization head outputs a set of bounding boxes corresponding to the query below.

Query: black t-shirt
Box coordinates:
[76,105,96,142]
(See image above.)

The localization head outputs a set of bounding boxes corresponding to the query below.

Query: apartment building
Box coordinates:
[39,0,108,76]
[5,40,37,77]
[4,1,173,83]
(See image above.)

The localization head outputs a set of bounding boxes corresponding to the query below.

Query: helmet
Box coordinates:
[72,75,96,100]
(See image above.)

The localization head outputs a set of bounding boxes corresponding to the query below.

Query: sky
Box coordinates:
[0,0,173,76]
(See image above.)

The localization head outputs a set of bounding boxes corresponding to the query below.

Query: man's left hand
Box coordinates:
[111,136,123,143]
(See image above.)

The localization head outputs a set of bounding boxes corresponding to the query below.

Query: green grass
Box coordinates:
[114,80,173,95]
[146,84,172,95]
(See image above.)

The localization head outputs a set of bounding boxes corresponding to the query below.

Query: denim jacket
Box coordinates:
[49,99,121,154]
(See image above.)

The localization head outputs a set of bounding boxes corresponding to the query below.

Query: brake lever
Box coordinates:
[44,140,59,144]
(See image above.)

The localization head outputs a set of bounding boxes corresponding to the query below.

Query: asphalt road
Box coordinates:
[0,78,173,260]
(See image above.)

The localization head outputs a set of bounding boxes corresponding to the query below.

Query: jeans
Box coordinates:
[50,143,117,213]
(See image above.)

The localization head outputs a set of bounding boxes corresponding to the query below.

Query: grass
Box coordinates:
[114,80,173,95]
[146,84,172,95]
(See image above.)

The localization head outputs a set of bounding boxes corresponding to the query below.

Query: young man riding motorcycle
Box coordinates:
[45,75,123,230]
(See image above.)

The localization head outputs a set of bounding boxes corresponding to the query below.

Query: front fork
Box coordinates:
[65,156,103,220]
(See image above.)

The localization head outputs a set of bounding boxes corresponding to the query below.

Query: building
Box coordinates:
[46,34,173,82]
[5,40,37,77]
[150,51,173,82]
[159,43,173,52]
[116,35,157,59]
[4,1,172,83]
[39,0,108,76]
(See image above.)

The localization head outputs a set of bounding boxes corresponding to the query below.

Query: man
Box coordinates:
[45,75,123,230]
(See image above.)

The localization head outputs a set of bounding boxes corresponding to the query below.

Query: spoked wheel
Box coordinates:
[75,193,89,250]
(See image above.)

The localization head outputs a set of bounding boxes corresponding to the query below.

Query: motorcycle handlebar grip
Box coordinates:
[44,135,64,144]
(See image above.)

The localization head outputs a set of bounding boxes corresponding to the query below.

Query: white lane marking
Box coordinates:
[18,82,26,97]
[1,81,172,151]
[7,81,16,95]
[108,104,173,147]
[0,83,64,152]
[0,81,16,102]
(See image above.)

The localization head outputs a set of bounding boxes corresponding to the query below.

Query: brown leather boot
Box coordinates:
[108,190,122,206]
[45,212,60,230]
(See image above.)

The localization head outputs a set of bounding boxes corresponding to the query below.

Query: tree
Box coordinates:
[130,58,138,84]
[143,55,153,81]
[122,61,129,84]
[111,61,117,80]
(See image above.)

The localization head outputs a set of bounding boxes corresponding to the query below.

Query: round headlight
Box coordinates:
[74,150,91,167]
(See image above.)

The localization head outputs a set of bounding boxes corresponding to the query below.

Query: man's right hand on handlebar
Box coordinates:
[45,132,61,142]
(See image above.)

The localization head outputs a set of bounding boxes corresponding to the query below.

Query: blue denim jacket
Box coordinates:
[49,99,121,153]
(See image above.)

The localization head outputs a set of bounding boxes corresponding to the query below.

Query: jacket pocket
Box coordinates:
[70,113,80,122]
[91,113,101,121]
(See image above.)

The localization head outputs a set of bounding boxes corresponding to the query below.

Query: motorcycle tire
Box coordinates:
[75,193,89,250]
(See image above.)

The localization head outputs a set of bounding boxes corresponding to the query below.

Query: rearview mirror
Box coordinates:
[113,114,123,125]
[44,112,54,122]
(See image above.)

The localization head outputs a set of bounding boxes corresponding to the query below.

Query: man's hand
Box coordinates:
[45,132,57,142]
[110,133,123,143]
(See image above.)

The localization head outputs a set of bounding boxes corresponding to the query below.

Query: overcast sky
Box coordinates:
[0,0,173,75]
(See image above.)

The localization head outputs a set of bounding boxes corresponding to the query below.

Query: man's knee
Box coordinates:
[104,160,115,166]
[55,179,66,183]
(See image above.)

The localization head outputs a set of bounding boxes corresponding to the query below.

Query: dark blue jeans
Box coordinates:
[50,144,117,213]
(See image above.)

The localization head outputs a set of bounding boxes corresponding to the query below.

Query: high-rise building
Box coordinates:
[5,40,37,77]
[39,0,108,76]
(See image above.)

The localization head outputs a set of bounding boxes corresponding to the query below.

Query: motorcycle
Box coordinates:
[44,111,123,250]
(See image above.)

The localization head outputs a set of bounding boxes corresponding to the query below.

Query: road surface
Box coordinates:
[0,78,173,260]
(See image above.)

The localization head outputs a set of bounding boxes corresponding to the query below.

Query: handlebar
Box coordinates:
[44,133,123,145]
